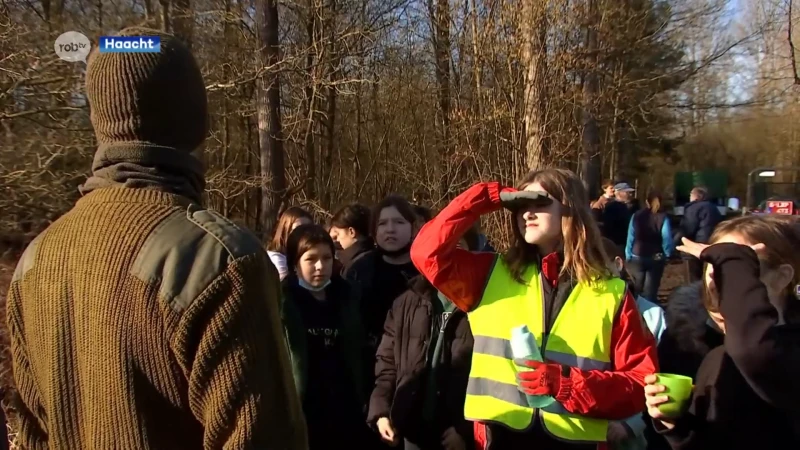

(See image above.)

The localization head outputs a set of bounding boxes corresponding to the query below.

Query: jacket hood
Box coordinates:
[338,238,375,268]
[409,274,437,298]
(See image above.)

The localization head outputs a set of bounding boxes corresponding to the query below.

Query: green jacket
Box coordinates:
[280,275,367,406]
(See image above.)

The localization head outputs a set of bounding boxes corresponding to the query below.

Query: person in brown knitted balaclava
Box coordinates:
[7,27,308,449]
[81,26,209,203]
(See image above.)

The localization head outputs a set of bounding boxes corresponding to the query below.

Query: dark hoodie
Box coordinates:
[345,250,419,360]
[656,244,800,449]
[338,237,374,275]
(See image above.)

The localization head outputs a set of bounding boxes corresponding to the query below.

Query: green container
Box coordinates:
[673,171,728,206]
[655,373,694,418]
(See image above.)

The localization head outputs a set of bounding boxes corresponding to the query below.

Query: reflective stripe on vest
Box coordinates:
[464,258,625,442]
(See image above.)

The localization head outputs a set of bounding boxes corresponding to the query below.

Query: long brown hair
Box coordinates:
[646,191,663,214]
[504,168,611,284]
[267,206,313,253]
[704,215,800,313]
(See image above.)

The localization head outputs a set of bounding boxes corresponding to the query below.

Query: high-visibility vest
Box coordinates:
[464,258,626,443]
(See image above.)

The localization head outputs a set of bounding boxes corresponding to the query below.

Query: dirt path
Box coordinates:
[658,260,691,303]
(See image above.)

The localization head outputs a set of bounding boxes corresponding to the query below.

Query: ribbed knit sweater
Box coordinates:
[6,187,308,449]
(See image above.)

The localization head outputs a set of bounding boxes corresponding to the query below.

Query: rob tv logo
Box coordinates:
[99,36,161,53]
[54,31,92,63]
[58,41,87,53]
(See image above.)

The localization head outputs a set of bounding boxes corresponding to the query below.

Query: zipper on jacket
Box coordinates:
[421,299,432,366]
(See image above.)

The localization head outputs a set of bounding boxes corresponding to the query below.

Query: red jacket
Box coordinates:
[409,182,659,450]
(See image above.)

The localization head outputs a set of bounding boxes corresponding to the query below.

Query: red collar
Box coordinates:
[541,252,561,286]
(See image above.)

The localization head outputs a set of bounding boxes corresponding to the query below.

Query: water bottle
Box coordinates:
[510,325,556,408]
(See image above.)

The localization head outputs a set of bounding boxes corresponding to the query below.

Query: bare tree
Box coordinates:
[580,0,601,197]
[429,0,452,198]
[255,0,287,233]
[521,0,549,171]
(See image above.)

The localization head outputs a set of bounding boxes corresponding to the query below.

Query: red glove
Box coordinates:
[515,359,567,398]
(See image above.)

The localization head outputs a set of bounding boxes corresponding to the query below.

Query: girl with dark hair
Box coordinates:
[267,206,314,280]
[410,169,657,450]
[281,224,368,449]
[368,225,481,450]
[625,191,674,302]
[346,195,421,361]
[329,203,374,273]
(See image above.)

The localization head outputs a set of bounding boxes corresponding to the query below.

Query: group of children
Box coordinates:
[267,167,800,450]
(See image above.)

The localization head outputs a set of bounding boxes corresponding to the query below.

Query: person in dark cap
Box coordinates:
[6,27,307,449]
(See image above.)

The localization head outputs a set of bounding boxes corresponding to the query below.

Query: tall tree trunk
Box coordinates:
[609,106,619,180]
[469,0,482,147]
[159,0,170,32]
[220,0,231,215]
[172,0,193,49]
[256,0,286,234]
[244,115,256,230]
[522,0,548,171]
[143,0,153,20]
[580,0,601,199]
[303,0,320,200]
[43,0,51,22]
[352,0,366,197]
[354,75,362,195]
[430,0,451,199]
[322,0,338,210]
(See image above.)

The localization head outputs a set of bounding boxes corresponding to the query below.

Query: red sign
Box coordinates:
[766,200,794,215]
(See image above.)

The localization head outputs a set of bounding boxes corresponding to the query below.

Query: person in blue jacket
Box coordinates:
[625,191,674,302]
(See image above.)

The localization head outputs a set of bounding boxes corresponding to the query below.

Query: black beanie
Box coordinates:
[85,27,208,151]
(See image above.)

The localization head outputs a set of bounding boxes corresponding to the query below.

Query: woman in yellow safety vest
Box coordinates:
[410,168,659,450]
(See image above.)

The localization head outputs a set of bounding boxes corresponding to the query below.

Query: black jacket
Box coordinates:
[657,243,800,448]
[645,282,725,450]
[676,201,722,244]
[603,200,640,246]
[338,238,374,276]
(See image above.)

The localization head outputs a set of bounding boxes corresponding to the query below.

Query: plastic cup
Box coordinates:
[655,373,693,417]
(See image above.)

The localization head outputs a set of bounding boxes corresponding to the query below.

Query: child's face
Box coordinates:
[296,244,334,288]
[516,182,562,252]
[330,226,357,250]
[706,232,795,313]
[375,206,413,252]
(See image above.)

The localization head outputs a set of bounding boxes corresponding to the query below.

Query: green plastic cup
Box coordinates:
[655,373,694,417]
